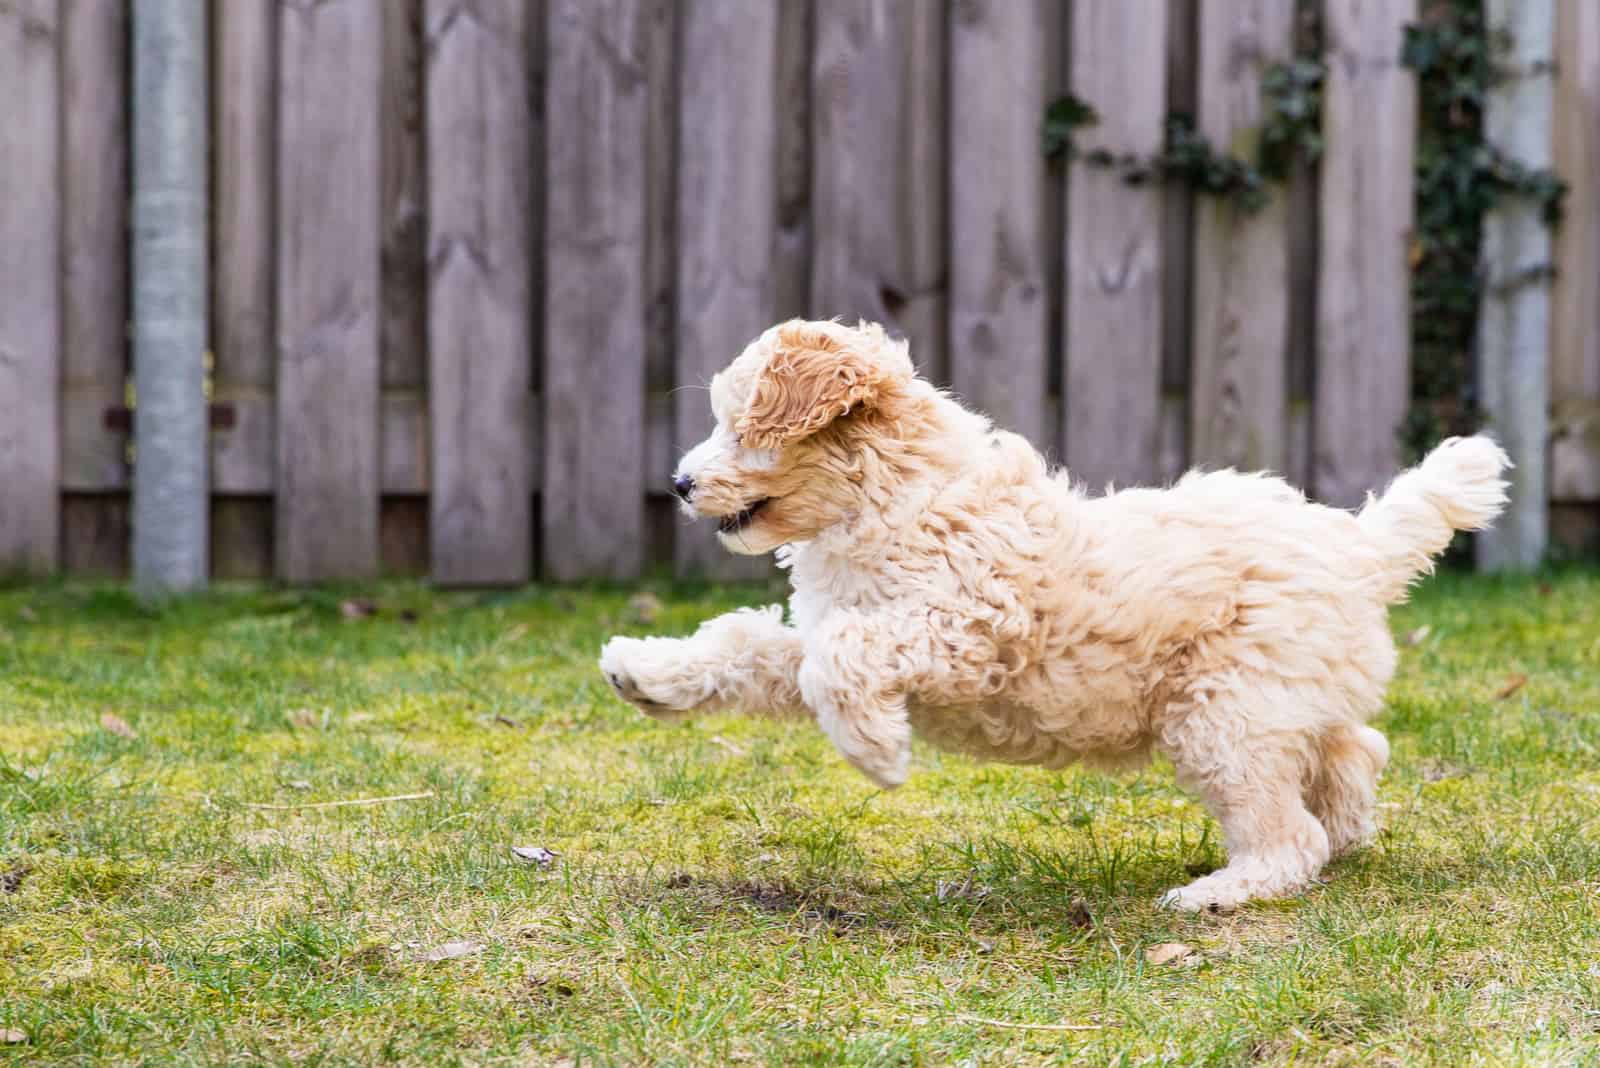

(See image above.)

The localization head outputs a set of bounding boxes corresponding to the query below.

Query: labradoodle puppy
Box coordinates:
[599,319,1508,910]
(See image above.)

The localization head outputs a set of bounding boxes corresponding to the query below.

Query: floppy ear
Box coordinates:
[735,321,907,449]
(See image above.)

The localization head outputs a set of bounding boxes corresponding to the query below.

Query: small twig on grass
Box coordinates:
[955,1015,1103,1033]
[234,791,435,811]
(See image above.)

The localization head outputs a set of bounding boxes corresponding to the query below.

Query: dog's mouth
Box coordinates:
[716,497,773,534]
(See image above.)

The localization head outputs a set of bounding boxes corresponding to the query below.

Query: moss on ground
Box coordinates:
[2,572,1598,1065]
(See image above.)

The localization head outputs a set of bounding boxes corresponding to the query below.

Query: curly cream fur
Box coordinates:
[600,319,1510,910]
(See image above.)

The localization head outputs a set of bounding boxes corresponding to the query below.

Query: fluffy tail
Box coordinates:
[1357,436,1510,601]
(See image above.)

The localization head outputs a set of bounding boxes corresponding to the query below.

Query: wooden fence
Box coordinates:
[0,0,1596,584]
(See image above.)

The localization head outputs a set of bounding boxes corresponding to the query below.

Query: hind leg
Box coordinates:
[1157,682,1331,911]
[1306,725,1389,858]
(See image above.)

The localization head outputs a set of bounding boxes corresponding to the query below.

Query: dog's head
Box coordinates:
[672,319,918,554]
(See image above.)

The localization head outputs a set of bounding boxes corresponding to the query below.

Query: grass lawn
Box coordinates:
[2,570,1599,1066]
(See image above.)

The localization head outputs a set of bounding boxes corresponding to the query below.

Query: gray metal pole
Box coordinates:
[1476,0,1553,571]
[132,0,209,595]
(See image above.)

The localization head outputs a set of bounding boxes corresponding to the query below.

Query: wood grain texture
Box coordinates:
[210,497,274,579]
[425,0,533,585]
[543,0,648,580]
[1188,0,1293,477]
[60,0,129,494]
[674,0,779,578]
[1551,0,1600,503]
[948,0,1054,452]
[382,0,427,392]
[1315,0,1416,509]
[774,0,812,322]
[1063,0,1167,490]
[643,0,676,397]
[61,494,130,577]
[276,0,382,582]
[0,0,61,573]
[212,0,277,510]
[1162,0,1197,402]
[1476,0,1551,567]
[811,0,945,378]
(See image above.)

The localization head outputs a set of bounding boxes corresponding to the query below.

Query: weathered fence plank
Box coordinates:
[675,0,779,577]
[1160,0,1198,484]
[1188,0,1293,477]
[1551,0,1600,506]
[774,0,812,322]
[0,0,61,574]
[1315,0,1417,509]
[60,0,128,495]
[425,0,533,585]
[812,0,945,378]
[60,0,130,575]
[382,0,427,397]
[948,0,1053,452]
[1063,0,1167,490]
[1476,0,1553,568]
[212,0,276,528]
[544,0,648,580]
[276,0,382,581]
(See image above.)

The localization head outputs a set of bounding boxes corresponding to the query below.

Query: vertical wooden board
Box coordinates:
[60,0,129,496]
[774,0,812,322]
[1551,0,1600,503]
[1315,0,1416,509]
[382,0,427,394]
[425,0,533,585]
[948,0,1053,450]
[381,496,430,576]
[0,0,61,574]
[1063,0,1167,490]
[212,0,276,529]
[210,497,274,580]
[643,0,676,398]
[674,0,779,577]
[543,0,648,580]
[1187,0,1293,477]
[896,0,947,383]
[1162,0,1197,401]
[811,0,945,377]
[1476,0,1552,567]
[60,495,130,577]
[276,0,382,581]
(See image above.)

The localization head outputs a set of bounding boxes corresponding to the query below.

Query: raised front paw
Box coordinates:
[815,703,912,789]
[598,636,709,720]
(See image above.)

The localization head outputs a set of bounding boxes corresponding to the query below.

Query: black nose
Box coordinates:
[672,474,695,500]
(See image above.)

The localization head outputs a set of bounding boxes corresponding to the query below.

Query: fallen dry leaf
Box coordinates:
[1404,625,1432,647]
[512,845,558,867]
[626,592,663,626]
[1144,942,1194,966]
[1494,674,1528,701]
[340,599,377,620]
[1538,582,1554,597]
[420,940,483,963]
[1,1029,25,1043]
[285,780,312,791]
[99,712,137,739]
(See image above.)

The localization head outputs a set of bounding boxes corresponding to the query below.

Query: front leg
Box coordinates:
[599,605,805,720]
[799,613,916,789]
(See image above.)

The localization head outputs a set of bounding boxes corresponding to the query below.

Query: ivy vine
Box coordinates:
[1041,0,1568,472]
[1401,0,1567,460]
